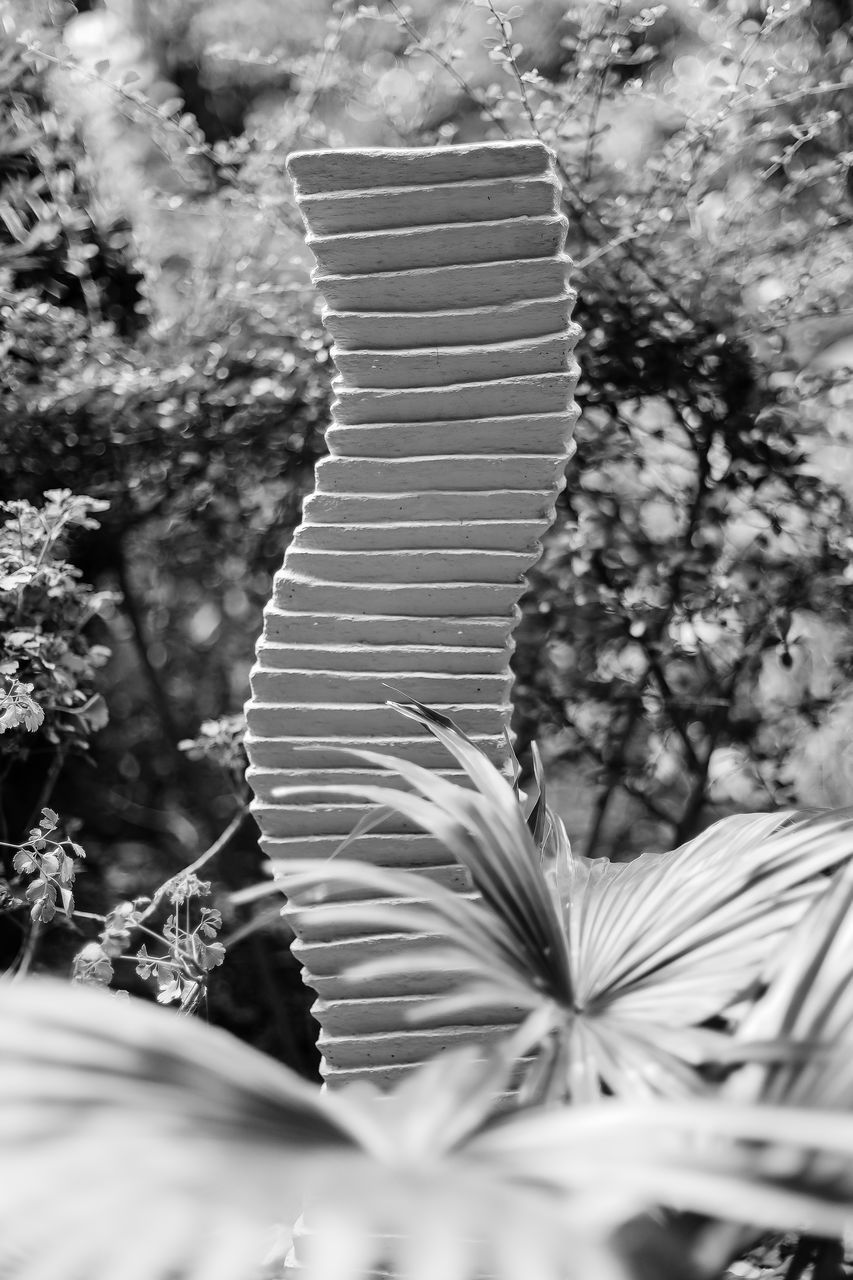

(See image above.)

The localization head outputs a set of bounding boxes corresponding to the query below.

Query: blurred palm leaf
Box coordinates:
[727,854,853,1109]
[6,979,853,1280]
[693,857,853,1269]
[261,699,853,1102]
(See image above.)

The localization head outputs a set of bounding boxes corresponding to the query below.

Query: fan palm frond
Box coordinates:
[261,700,853,1102]
[0,976,356,1280]
[727,854,853,1109]
[689,857,853,1269]
[6,979,853,1280]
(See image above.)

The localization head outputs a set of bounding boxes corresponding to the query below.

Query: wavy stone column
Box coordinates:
[246,140,579,1092]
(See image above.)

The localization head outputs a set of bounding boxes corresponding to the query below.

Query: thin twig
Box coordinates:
[484,0,539,138]
[113,547,182,750]
[642,650,704,774]
[14,34,305,235]
[578,677,663,857]
[136,806,249,926]
[384,0,511,138]
[582,0,621,183]
[22,747,66,838]
[16,37,225,177]
[10,920,42,980]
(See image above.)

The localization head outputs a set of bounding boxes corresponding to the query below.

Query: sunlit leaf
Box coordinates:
[6,981,853,1280]
[264,703,853,1102]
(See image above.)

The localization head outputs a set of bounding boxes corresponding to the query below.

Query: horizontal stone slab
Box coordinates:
[288,892,456,942]
[287,141,551,193]
[248,766,469,804]
[331,330,579,390]
[331,369,578,424]
[314,991,526,1036]
[283,546,538,584]
[319,1062,525,1108]
[316,1061,431,1090]
[325,411,578,458]
[252,768,494,808]
[316,255,571,313]
[324,291,576,350]
[246,732,509,771]
[296,176,559,235]
[283,860,474,900]
[292,930,437,972]
[263,832,465,870]
[260,606,518,646]
[249,747,481,798]
[256,641,508,672]
[247,700,512,737]
[307,214,567,275]
[293,520,546,553]
[318,1022,518,1069]
[313,453,572,493]
[301,488,562,522]
[265,858,471,895]
[303,972,506,1011]
[272,574,525,616]
[300,954,468,999]
[250,667,512,702]
[254,803,423,839]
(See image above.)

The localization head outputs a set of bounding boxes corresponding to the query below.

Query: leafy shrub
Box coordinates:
[0,20,143,327]
[1,0,851,1077]
[0,3,851,1271]
[0,490,112,761]
[1,805,85,926]
[6,0,847,864]
[0,22,324,1072]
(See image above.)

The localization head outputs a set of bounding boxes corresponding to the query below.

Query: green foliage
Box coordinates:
[0,3,851,1270]
[0,490,112,757]
[263,701,853,1103]
[0,781,230,1000]
[1,0,852,1084]
[74,874,227,1012]
[4,0,847,864]
[178,714,248,788]
[8,960,853,1279]
[2,806,85,925]
[0,24,142,325]
[0,23,323,1060]
[134,891,226,1010]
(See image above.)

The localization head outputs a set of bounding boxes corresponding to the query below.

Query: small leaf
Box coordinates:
[32,897,56,924]
[198,940,225,971]
[135,945,156,980]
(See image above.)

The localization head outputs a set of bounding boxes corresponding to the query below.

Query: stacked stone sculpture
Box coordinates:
[245,140,580,1091]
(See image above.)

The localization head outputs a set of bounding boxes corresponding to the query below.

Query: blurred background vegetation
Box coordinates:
[0,0,851,1074]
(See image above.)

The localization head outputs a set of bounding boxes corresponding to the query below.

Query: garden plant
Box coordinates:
[5,727,853,1278]
[1,0,852,1277]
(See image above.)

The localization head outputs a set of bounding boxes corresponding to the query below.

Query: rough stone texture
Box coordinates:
[244,141,578,1096]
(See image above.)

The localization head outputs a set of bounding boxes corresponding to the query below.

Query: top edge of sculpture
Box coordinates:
[287,140,554,195]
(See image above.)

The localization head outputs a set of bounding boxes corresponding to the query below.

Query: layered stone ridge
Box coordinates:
[245,140,579,1089]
